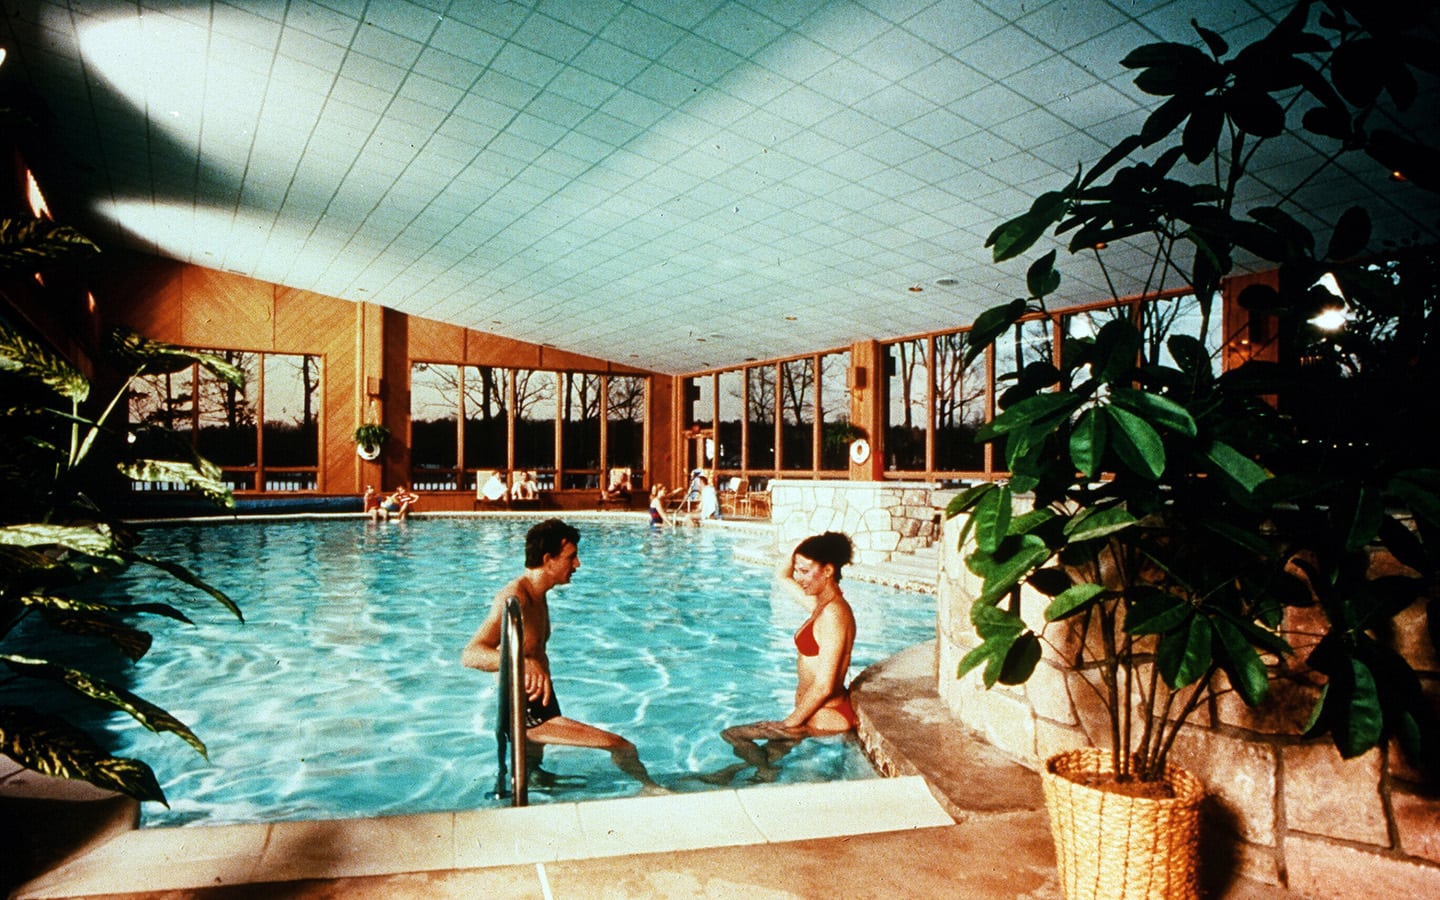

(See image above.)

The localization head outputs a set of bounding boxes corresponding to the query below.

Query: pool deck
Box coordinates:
[4,532,1307,899]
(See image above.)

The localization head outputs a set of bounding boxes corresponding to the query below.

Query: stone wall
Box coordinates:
[769,479,938,564]
[934,513,1440,898]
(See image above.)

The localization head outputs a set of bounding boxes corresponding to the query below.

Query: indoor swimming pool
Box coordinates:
[39,515,937,827]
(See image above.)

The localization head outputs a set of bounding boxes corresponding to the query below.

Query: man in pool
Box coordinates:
[461,518,662,792]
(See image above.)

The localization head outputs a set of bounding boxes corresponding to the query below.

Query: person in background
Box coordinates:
[381,485,419,521]
[709,532,858,782]
[648,484,672,527]
[462,518,662,791]
[695,475,720,521]
[512,471,539,501]
[363,485,382,521]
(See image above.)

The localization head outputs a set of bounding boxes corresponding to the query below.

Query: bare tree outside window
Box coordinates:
[933,333,985,471]
[464,365,510,472]
[886,339,926,471]
[746,365,775,470]
[780,357,814,471]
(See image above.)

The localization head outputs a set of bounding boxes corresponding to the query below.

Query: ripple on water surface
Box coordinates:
[69,517,934,827]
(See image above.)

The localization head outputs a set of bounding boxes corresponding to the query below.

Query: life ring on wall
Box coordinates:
[849,438,871,465]
[356,444,382,461]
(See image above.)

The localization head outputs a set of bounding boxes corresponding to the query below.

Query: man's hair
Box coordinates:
[794,531,854,581]
[525,518,581,568]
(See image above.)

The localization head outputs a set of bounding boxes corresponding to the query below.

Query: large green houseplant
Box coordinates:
[947,0,1437,795]
[1,218,245,805]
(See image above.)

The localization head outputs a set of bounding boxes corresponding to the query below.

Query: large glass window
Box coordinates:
[463,365,509,473]
[818,350,851,470]
[780,357,815,471]
[746,365,775,470]
[262,353,320,489]
[716,369,743,471]
[994,317,1055,404]
[1143,292,1220,374]
[561,372,602,488]
[885,338,927,471]
[129,349,318,492]
[606,375,645,474]
[514,369,557,486]
[933,333,985,472]
[411,362,459,490]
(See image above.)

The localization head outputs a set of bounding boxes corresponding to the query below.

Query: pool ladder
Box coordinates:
[493,596,528,806]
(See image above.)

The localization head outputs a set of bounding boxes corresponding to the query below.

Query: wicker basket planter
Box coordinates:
[1042,748,1205,900]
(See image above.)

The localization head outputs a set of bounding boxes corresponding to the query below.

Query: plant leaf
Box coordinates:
[964,299,1029,367]
[1212,617,1269,707]
[1026,250,1060,299]
[972,482,1013,555]
[1203,440,1270,493]
[1063,505,1137,542]
[0,218,100,274]
[0,655,208,757]
[1157,613,1212,689]
[1045,583,1105,621]
[0,706,166,803]
[1108,388,1198,437]
[0,324,90,402]
[1069,407,1106,480]
[1104,405,1166,479]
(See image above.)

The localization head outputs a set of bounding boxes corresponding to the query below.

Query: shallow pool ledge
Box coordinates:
[852,639,1047,822]
[12,777,952,898]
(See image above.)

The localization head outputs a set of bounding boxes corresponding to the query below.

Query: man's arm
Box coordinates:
[461,592,506,672]
[461,588,552,703]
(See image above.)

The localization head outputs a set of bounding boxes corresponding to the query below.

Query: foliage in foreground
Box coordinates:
[0,294,246,803]
[949,0,1439,782]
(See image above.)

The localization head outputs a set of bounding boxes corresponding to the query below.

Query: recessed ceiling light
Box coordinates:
[935,277,958,287]
[784,315,797,321]
[908,285,923,292]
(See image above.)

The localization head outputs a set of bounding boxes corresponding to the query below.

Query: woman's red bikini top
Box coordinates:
[794,618,820,656]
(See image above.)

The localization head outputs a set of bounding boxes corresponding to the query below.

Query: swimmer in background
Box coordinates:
[708,531,858,783]
[363,485,382,521]
[461,518,662,792]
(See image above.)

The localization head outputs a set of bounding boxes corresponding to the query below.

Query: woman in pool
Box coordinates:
[712,531,858,782]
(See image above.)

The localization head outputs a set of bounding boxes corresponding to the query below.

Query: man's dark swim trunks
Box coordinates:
[525,692,562,728]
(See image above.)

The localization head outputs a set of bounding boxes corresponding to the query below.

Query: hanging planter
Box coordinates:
[353,423,390,461]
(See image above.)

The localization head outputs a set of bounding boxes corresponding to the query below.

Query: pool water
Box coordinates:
[63,517,935,827]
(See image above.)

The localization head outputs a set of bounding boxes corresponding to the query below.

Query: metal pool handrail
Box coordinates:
[492,595,528,806]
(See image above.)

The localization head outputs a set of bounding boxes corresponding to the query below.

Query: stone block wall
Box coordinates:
[769,479,939,564]
[935,513,1440,898]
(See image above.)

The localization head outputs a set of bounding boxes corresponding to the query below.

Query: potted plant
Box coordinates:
[946,2,1437,896]
[353,422,390,460]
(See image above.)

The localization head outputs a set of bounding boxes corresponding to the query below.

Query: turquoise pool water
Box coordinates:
[71,516,935,827]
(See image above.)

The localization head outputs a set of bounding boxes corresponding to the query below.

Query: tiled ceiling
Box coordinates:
[2,0,1433,374]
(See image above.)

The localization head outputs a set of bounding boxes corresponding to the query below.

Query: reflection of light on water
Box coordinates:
[98,518,934,827]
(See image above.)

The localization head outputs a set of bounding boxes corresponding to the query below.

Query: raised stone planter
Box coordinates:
[934,512,1440,898]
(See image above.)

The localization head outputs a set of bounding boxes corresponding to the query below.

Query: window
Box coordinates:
[818,350,851,470]
[410,363,460,489]
[1143,292,1220,374]
[780,357,815,471]
[606,375,646,475]
[885,338,927,472]
[933,333,986,472]
[746,365,775,470]
[561,373,601,488]
[514,369,558,486]
[716,369,743,471]
[463,365,509,473]
[262,353,320,489]
[130,349,319,492]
